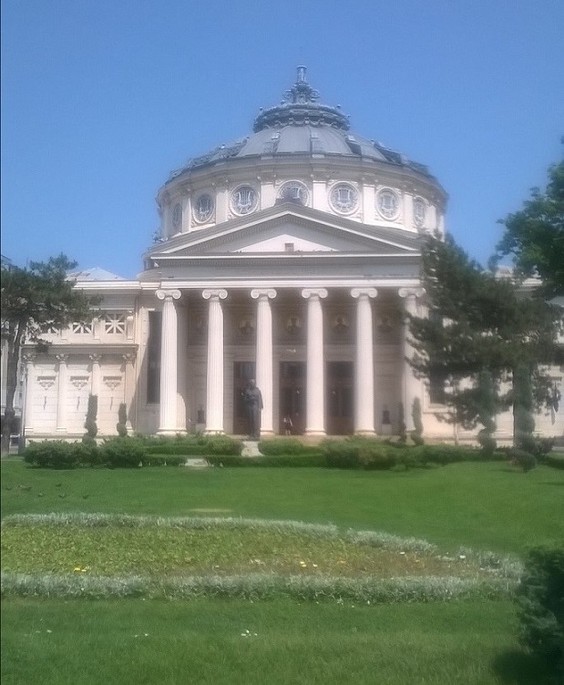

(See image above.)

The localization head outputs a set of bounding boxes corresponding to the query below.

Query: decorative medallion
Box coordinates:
[329,183,358,214]
[172,202,182,230]
[278,181,309,206]
[413,197,426,228]
[332,314,350,333]
[231,185,258,215]
[377,188,400,220]
[193,193,214,223]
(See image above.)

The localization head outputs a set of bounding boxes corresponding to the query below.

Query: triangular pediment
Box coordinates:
[147,204,421,262]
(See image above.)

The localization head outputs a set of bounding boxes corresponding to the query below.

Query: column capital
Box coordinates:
[156,289,182,301]
[122,351,137,364]
[398,287,425,300]
[88,353,102,363]
[22,352,37,365]
[301,288,328,300]
[351,287,378,299]
[55,353,69,364]
[202,288,228,301]
[251,288,277,300]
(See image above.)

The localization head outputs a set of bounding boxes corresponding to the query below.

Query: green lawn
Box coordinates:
[2,459,563,553]
[2,458,563,684]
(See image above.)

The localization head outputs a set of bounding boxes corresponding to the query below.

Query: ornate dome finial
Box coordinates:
[283,66,320,105]
[253,67,349,132]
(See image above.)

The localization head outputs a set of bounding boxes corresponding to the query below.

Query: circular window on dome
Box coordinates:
[413,197,426,228]
[377,188,400,220]
[231,185,258,215]
[329,183,358,214]
[172,203,182,230]
[193,193,214,223]
[278,181,309,206]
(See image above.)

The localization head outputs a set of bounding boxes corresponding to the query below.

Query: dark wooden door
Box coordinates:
[233,362,256,435]
[326,361,354,435]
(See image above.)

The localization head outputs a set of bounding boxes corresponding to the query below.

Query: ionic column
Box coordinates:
[351,288,378,435]
[301,288,328,436]
[55,353,69,432]
[251,288,277,436]
[89,353,102,397]
[22,353,36,435]
[203,289,228,434]
[156,289,182,434]
[399,288,425,431]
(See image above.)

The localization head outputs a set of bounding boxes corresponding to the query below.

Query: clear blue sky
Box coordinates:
[2,0,563,279]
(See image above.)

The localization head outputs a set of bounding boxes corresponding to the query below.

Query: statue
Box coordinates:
[243,379,263,439]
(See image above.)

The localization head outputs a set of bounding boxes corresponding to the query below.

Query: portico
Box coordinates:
[153,282,423,437]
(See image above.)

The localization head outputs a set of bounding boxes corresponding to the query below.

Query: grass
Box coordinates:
[1,457,563,683]
[1,598,554,685]
[2,459,563,553]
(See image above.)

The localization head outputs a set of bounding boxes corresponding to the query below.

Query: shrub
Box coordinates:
[517,547,564,680]
[398,402,407,444]
[102,438,148,468]
[116,403,128,437]
[411,397,424,446]
[545,454,564,470]
[509,448,538,473]
[24,441,82,469]
[258,438,310,456]
[82,394,98,445]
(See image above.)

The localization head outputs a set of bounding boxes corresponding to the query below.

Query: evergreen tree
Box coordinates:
[116,402,128,437]
[475,369,497,455]
[83,394,98,445]
[408,235,559,440]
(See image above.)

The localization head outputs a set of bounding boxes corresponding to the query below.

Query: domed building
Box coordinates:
[19,69,495,441]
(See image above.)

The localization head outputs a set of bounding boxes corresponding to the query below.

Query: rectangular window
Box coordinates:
[429,366,447,404]
[147,311,161,404]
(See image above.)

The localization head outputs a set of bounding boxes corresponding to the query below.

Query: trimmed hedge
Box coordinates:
[139,435,243,456]
[206,453,326,468]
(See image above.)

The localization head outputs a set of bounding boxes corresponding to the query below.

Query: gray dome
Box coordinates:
[168,67,432,182]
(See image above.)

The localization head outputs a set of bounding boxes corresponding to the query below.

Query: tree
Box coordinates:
[83,394,98,445]
[0,255,99,454]
[492,156,564,299]
[408,235,559,441]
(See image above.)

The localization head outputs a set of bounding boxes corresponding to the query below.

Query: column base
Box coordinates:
[203,429,225,436]
[355,430,376,437]
[56,427,68,433]
[259,430,275,438]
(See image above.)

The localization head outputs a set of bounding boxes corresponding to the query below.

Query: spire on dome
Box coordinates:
[283,66,320,104]
[253,66,350,132]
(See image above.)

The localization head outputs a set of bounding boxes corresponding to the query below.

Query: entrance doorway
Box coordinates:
[326,361,354,435]
[279,362,305,435]
[233,361,255,435]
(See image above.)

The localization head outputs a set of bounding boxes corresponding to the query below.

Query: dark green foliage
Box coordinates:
[408,235,560,441]
[545,454,564,470]
[103,438,148,468]
[517,547,564,679]
[411,397,424,445]
[82,395,98,445]
[509,449,538,473]
[138,434,243,456]
[258,438,319,456]
[397,402,407,444]
[24,441,85,469]
[476,369,498,455]
[206,453,326,467]
[513,365,536,453]
[116,403,128,437]
[0,254,99,454]
[493,157,564,299]
[143,455,189,467]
